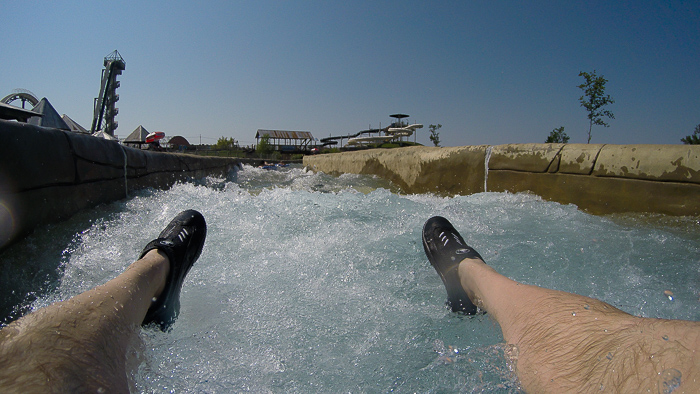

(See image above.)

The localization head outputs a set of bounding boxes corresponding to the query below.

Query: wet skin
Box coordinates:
[457,257,699,393]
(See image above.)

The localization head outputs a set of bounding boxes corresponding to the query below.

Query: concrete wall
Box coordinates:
[303,144,700,216]
[0,120,240,250]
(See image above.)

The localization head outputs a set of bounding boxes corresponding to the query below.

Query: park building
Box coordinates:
[255,129,316,153]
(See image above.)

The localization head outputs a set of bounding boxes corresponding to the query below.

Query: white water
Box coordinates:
[1,165,698,392]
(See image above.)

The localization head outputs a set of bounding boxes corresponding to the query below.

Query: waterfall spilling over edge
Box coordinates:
[484,145,493,192]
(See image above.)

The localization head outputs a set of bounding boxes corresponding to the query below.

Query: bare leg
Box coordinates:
[0,250,168,392]
[0,209,206,392]
[458,258,699,393]
[423,216,699,393]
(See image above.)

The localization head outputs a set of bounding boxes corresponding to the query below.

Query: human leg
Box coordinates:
[423,216,700,393]
[0,250,168,392]
[458,255,700,392]
[0,209,206,392]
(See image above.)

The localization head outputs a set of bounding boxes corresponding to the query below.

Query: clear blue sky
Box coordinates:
[2,1,698,147]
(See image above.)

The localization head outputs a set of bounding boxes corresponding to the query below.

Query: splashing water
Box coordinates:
[1,164,698,392]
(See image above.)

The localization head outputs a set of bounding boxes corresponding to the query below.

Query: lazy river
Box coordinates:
[1,165,698,392]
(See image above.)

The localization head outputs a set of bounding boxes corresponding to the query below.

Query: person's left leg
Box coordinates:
[0,209,206,392]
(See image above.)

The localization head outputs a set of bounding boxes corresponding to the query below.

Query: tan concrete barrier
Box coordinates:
[302,146,489,196]
[0,120,240,250]
[304,144,700,216]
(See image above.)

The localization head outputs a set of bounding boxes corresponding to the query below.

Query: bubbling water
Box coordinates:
[1,165,698,392]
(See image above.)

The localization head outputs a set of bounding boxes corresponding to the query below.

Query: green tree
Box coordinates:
[256,134,273,156]
[681,124,700,145]
[429,124,441,147]
[214,136,237,149]
[545,126,570,143]
[578,70,615,143]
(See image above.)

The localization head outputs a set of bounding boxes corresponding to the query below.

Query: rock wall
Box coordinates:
[303,144,700,216]
[0,120,240,250]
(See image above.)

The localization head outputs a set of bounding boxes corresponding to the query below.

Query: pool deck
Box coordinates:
[304,144,700,216]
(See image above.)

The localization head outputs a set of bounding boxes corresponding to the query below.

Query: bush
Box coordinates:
[256,135,273,156]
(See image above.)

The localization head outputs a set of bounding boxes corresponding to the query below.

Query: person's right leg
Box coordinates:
[457,258,699,392]
[423,216,700,393]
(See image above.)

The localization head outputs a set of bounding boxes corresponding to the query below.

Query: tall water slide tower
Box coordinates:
[91,50,126,136]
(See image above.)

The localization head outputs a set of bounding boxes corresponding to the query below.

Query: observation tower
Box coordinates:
[91,50,126,136]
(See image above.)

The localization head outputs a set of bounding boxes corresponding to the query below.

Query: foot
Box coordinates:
[140,210,207,331]
[422,216,483,315]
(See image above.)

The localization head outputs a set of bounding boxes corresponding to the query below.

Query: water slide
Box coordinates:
[348,124,424,145]
[321,124,423,146]
[346,135,396,146]
[319,128,385,146]
[386,123,423,137]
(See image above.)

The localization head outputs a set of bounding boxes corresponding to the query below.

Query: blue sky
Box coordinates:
[2,1,698,147]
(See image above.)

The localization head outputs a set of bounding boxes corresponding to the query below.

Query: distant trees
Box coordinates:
[214,136,237,149]
[429,124,441,147]
[545,126,570,143]
[681,124,700,145]
[578,70,615,143]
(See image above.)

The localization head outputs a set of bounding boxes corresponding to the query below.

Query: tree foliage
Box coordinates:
[681,124,700,145]
[429,124,441,147]
[578,70,614,143]
[256,134,273,155]
[214,136,237,149]
[545,126,570,143]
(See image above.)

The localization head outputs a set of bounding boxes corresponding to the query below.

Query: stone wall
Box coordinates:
[303,144,700,216]
[0,120,240,250]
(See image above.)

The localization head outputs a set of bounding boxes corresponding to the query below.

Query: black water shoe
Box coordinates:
[140,209,207,331]
[422,216,482,315]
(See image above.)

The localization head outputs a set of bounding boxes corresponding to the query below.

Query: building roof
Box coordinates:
[256,129,314,140]
[61,114,90,133]
[123,125,149,142]
[167,136,190,146]
[27,98,70,130]
[92,130,119,141]
[0,102,40,122]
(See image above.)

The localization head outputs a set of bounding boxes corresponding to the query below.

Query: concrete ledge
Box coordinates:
[489,143,564,172]
[488,171,698,216]
[304,144,700,216]
[593,144,700,182]
[0,120,240,250]
[303,146,488,195]
[558,144,605,174]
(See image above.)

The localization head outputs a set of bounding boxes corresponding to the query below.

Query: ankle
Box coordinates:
[139,249,170,298]
[457,258,484,304]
